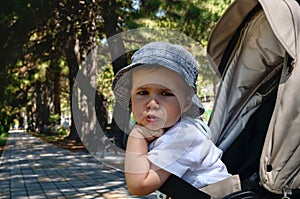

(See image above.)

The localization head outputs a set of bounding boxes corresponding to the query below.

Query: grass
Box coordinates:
[0,132,8,156]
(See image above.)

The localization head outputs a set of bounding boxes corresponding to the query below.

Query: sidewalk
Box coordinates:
[0,131,157,199]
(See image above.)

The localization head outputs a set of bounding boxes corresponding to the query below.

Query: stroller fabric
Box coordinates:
[207,0,300,196]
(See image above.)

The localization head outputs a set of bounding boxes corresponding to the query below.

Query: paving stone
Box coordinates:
[0,131,156,198]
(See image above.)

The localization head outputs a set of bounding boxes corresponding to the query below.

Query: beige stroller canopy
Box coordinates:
[207,0,300,195]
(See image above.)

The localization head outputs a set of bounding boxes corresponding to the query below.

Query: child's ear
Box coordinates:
[182,97,193,113]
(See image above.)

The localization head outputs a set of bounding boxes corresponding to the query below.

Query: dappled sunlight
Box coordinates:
[0,131,156,198]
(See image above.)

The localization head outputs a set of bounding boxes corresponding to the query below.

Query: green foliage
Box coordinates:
[0,0,233,138]
[0,131,8,139]
[0,132,8,155]
[127,0,232,47]
[58,127,68,136]
[98,63,114,111]
[49,114,60,123]
[0,0,61,132]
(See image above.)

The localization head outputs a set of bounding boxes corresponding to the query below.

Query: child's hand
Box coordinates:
[130,125,164,143]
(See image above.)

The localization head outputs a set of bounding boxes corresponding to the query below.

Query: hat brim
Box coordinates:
[112,63,205,118]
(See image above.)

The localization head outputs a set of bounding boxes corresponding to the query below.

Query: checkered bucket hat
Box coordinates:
[112,41,204,118]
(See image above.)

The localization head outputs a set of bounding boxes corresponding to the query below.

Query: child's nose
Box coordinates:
[146,98,159,110]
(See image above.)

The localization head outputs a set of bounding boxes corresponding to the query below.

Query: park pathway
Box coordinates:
[0,131,156,199]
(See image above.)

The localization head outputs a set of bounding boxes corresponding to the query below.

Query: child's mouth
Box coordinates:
[146,115,159,123]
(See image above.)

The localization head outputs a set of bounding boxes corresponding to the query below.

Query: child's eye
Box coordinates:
[137,90,149,95]
[161,91,174,96]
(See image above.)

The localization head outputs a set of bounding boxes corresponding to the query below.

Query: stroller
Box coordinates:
[158,0,300,198]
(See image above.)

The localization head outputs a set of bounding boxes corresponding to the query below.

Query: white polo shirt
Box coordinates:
[148,117,231,188]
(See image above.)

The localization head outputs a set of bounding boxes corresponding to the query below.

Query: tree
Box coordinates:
[0,0,60,132]
[0,0,232,148]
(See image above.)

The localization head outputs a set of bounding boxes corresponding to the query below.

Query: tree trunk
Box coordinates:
[52,60,61,122]
[103,0,129,149]
[103,0,128,74]
[65,34,81,142]
[35,80,51,133]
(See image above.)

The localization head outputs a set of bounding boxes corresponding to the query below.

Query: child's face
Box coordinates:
[131,66,190,131]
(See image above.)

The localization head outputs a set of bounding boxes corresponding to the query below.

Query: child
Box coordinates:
[112,41,240,198]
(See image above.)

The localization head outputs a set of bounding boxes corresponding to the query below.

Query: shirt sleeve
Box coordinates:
[147,121,209,177]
